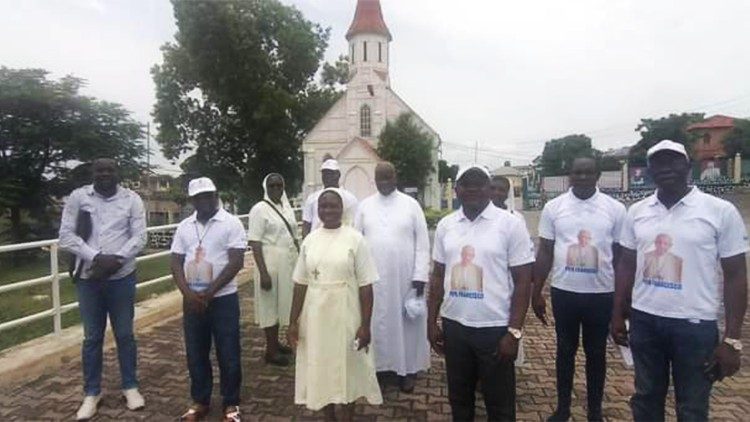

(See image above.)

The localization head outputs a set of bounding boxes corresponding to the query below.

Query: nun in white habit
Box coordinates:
[248,173,299,366]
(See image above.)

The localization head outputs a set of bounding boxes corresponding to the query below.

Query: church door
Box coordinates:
[343,165,373,200]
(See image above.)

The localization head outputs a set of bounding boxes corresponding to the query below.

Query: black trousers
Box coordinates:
[550,287,613,416]
[443,318,516,421]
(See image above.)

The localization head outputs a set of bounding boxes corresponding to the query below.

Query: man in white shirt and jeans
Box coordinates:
[612,140,748,421]
[532,157,627,422]
[428,165,535,421]
[59,158,147,420]
[170,177,247,422]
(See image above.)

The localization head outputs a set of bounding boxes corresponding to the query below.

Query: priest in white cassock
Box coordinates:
[354,162,431,393]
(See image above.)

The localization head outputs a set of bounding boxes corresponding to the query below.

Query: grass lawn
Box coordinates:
[0,251,176,352]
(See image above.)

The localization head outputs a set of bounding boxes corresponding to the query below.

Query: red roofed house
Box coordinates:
[301,0,441,207]
[687,115,735,161]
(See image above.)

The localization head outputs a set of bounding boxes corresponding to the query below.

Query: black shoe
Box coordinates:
[587,410,603,422]
[278,344,293,355]
[547,409,571,422]
[399,374,416,393]
[264,353,290,366]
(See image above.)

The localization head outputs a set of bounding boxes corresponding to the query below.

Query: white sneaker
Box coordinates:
[122,388,145,411]
[76,395,101,421]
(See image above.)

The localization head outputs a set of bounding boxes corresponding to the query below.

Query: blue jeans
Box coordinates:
[76,272,138,396]
[183,292,242,407]
[629,309,718,422]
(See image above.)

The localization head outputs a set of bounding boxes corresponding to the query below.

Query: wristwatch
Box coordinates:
[724,337,743,352]
[508,327,523,340]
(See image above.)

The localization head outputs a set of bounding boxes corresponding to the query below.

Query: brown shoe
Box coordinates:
[224,405,241,422]
[179,403,210,421]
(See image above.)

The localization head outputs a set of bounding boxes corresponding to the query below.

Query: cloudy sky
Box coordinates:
[2,0,750,171]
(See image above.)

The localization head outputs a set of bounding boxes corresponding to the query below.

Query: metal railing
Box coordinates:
[0,214,255,336]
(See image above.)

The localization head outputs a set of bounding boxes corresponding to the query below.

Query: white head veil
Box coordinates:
[507,178,517,213]
[262,173,295,221]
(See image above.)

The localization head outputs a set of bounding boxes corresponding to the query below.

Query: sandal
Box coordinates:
[179,403,210,421]
[224,405,241,422]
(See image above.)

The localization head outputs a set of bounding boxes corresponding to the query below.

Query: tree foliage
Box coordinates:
[151,0,342,209]
[0,67,143,243]
[628,113,704,165]
[722,119,750,158]
[539,134,595,176]
[377,113,435,192]
[438,159,459,183]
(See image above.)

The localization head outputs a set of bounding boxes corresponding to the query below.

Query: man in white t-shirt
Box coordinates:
[532,157,627,422]
[301,158,358,237]
[170,177,247,422]
[428,165,535,421]
[612,140,748,421]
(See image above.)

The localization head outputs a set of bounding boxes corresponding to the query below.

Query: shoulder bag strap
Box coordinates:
[262,200,300,252]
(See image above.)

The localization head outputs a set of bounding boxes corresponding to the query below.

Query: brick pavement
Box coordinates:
[2,285,749,421]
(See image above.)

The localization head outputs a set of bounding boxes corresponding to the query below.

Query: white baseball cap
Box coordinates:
[456,164,491,182]
[188,177,217,197]
[320,159,340,171]
[647,140,689,161]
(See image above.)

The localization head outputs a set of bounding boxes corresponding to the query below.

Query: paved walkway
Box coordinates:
[1,286,749,421]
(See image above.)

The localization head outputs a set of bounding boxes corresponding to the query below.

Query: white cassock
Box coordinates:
[355,190,431,376]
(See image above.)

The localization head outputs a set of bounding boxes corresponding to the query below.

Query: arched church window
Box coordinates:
[360,105,372,137]
[363,41,368,62]
[351,44,355,63]
[378,43,382,62]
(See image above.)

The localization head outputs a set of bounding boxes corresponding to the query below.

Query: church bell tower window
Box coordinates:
[360,104,372,137]
[363,41,368,62]
[378,42,382,62]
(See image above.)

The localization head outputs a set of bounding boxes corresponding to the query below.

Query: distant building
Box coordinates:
[125,173,186,226]
[687,115,735,161]
[301,0,441,208]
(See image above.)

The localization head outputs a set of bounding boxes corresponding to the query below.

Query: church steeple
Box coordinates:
[346,0,392,41]
[346,0,391,77]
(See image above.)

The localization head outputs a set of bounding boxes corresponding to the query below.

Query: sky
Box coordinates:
[2,0,750,171]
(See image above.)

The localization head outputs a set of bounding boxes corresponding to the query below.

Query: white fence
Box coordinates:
[0,214,254,337]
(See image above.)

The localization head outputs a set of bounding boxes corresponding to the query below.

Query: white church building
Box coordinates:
[302,0,442,209]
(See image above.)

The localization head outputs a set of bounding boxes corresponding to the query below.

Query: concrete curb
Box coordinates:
[0,269,252,388]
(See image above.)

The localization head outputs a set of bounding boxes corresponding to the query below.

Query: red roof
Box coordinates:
[346,0,392,41]
[687,115,735,131]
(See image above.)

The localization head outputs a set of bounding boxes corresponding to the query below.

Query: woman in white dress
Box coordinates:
[287,189,382,421]
[248,173,299,366]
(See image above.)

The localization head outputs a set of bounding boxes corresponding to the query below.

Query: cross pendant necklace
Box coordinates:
[312,268,321,280]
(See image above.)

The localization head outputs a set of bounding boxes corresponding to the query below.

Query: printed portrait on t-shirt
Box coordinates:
[450,245,484,295]
[643,233,683,288]
[186,246,213,292]
[565,229,599,273]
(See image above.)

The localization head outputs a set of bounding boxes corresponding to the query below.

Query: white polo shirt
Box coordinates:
[433,204,535,328]
[538,189,627,293]
[620,187,748,320]
[170,208,248,297]
[302,188,359,230]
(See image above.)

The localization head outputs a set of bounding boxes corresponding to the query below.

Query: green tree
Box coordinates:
[722,119,750,158]
[151,0,341,209]
[540,134,595,176]
[377,113,435,192]
[628,113,704,165]
[438,159,459,183]
[0,67,144,243]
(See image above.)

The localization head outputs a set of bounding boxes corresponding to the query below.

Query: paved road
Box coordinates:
[1,284,749,421]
